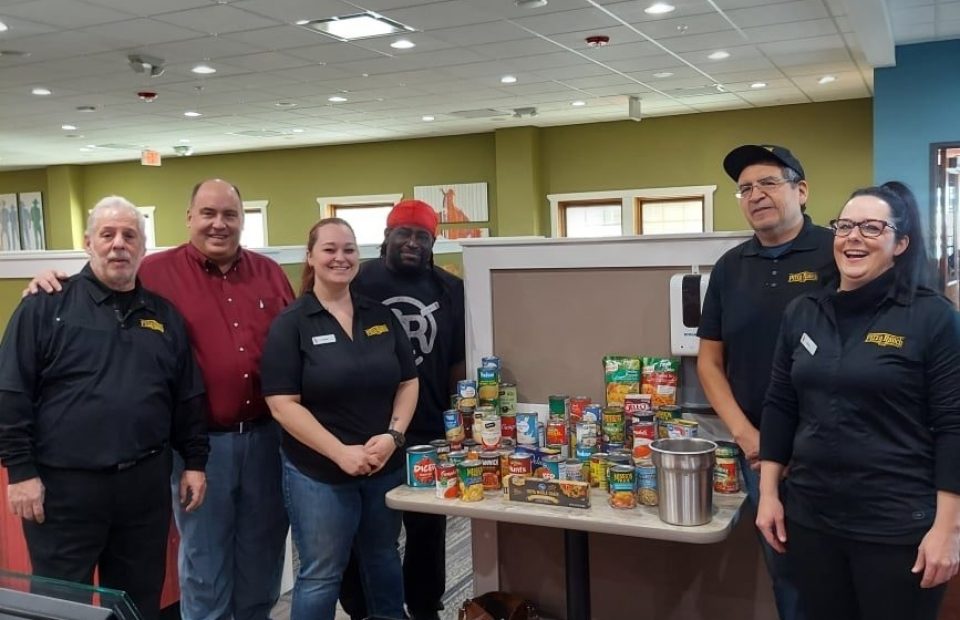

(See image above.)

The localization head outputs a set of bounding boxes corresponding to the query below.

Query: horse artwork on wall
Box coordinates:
[414,182,489,240]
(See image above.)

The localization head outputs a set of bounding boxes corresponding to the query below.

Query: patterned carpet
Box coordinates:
[271,516,474,620]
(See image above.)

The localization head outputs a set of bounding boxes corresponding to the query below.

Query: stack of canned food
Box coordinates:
[404,355,742,512]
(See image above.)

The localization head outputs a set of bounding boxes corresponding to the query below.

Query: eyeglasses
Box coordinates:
[829,218,898,238]
[735,177,793,199]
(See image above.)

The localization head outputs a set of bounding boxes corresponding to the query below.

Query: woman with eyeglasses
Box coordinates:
[756,181,960,620]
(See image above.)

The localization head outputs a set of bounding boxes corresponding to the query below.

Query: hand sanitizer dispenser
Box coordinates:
[669,272,710,356]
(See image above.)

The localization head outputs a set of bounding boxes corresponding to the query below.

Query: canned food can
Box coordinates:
[515,412,538,446]
[499,437,516,449]
[563,458,583,481]
[605,452,632,471]
[443,409,465,446]
[457,380,478,410]
[602,406,626,446]
[569,396,591,425]
[631,417,656,461]
[462,438,480,460]
[575,445,594,461]
[499,383,518,417]
[540,454,562,479]
[605,442,625,454]
[435,462,459,499]
[590,453,609,489]
[582,404,603,423]
[461,408,475,440]
[479,451,502,491]
[608,464,637,509]
[429,439,451,461]
[546,418,567,447]
[457,459,484,502]
[508,453,533,476]
[623,393,653,417]
[714,441,741,493]
[500,412,517,441]
[537,422,546,448]
[406,446,438,488]
[481,356,501,371]
[635,464,658,506]
[497,446,514,481]
[656,404,682,422]
[448,449,468,465]
[477,377,499,407]
[475,406,501,450]
[575,421,599,450]
[548,394,569,419]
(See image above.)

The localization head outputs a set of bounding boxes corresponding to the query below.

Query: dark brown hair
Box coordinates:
[300,217,356,295]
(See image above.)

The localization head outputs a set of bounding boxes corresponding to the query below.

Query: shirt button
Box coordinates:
[243,373,249,379]
[239,346,245,352]
[245,400,250,405]
[770,283,778,287]
[772,270,778,275]
[233,322,239,328]
[227,298,233,303]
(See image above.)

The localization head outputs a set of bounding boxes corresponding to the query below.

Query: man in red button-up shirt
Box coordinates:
[28,179,294,620]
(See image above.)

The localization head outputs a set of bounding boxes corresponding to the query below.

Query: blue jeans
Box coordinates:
[282,454,405,620]
[740,454,806,620]
[172,423,288,620]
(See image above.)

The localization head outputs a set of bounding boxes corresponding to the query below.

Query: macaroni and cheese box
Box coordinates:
[505,475,591,509]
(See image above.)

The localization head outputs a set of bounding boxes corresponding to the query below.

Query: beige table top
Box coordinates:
[387,485,747,544]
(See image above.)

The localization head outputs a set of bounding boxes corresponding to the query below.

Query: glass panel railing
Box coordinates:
[0,569,141,620]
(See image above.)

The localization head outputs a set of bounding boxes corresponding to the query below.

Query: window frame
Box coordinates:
[548,185,716,237]
[137,206,157,249]
[241,199,269,248]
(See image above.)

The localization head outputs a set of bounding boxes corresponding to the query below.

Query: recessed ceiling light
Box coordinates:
[644,2,675,15]
[328,95,348,102]
[750,82,767,89]
[184,110,202,117]
[571,100,586,106]
[85,144,96,148]
[295,19,310,25]
[61,124,77,130]
[191,63,216,75]
[708,50,730,60]
[292,128,305,133]
[79,147,92,152]
[31,87,52,96]
[500,75,517,84]
[422,115,435,121]
[653,71,673,78]
[300,12,413,42]
[275,101,297,108]
[0,21,9,32]
[818,75,836,84]
[390,39,415,49]
[179,138,191,143]
[515,0,548,7]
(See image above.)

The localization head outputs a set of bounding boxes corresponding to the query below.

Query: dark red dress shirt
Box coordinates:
[140,243,294,428]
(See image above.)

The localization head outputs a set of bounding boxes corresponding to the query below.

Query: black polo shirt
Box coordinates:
[760,275,960,543]
[260,291,418,484]
[352,259,465,445]
[0,264,208,483]
[698,215,836,427]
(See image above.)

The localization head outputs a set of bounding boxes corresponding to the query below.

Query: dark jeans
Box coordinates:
[22,449,172,620]
[340,511,448,619]
[789,520,946,620]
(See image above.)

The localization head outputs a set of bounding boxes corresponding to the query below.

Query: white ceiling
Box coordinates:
[0,0,953,170]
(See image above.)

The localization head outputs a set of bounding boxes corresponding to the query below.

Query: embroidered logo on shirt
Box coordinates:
[365,324,389,337]
[139,319,165,333]
[787,271,818,283]
[864,332,905,348]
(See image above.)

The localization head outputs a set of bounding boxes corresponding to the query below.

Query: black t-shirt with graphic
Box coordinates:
[352,258,465,445]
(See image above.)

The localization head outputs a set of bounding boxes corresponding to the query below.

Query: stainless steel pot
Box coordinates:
[650,437,717,526]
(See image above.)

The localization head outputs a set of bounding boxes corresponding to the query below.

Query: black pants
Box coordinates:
[21,449,173,620]
[789,520,947,620]
[340,511,447,619]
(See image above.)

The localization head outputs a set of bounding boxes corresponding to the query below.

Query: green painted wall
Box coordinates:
[79,133,497,248]
[0,280,29,331]
[541,98,873,230]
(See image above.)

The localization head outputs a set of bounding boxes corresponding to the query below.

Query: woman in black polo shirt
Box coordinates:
[757,182,960,620]
[261,218,418,620]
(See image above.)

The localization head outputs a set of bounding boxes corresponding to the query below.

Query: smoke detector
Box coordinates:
[128,54,166,77]
[586,35,610,47]
[137,90,158,102]
[512,107,537,118]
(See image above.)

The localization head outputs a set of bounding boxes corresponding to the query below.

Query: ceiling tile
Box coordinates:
[152,5,284,34]
[1,0,137,28]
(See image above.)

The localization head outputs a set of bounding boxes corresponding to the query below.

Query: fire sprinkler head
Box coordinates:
[137,90,158,102]
[586,35,610,47]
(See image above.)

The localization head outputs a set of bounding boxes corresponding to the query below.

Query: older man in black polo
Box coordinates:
[0,196,209,620]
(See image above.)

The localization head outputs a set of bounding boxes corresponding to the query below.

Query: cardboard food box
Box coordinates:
[505,475,591,509]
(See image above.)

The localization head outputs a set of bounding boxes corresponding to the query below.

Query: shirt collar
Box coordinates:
[303,290,372,316]
[79,263,155,311]
[741,214,823,257]
[184,241,243,273]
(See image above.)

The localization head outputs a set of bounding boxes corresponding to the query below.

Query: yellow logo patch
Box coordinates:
[865,332,905,348]
[787,271,818,284]
[139,319,165,334]
[365,324,389,337]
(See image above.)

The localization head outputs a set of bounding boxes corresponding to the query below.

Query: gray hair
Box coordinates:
[86,195,146,238]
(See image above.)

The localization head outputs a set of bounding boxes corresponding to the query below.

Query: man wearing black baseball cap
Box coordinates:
[697,144,837,620]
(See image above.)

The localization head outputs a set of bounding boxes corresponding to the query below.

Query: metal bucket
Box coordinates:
[650,437,717,526]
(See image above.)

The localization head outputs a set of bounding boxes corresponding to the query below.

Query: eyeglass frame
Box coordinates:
[734,177,797,199]
[829,218,898,238]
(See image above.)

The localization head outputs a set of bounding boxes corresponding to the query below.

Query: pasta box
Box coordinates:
[505,475,591,509]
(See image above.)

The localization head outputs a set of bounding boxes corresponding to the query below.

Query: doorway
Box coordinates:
[932,143,960,308]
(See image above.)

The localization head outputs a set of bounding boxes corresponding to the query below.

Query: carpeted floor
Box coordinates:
[271,516,474,620]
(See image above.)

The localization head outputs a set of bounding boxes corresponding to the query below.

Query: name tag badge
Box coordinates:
[800,332,817,356]
[312,334,336,346]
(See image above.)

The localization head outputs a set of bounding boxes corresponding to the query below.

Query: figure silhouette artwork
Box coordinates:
[17,192,45,250]
[0,195,20,251]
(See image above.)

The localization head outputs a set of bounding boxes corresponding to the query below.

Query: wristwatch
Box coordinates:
[387,429,406,448]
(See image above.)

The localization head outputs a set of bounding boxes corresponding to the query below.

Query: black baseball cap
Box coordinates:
[723,144,805,182]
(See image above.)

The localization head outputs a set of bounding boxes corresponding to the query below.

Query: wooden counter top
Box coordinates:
[387,485,746,544]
